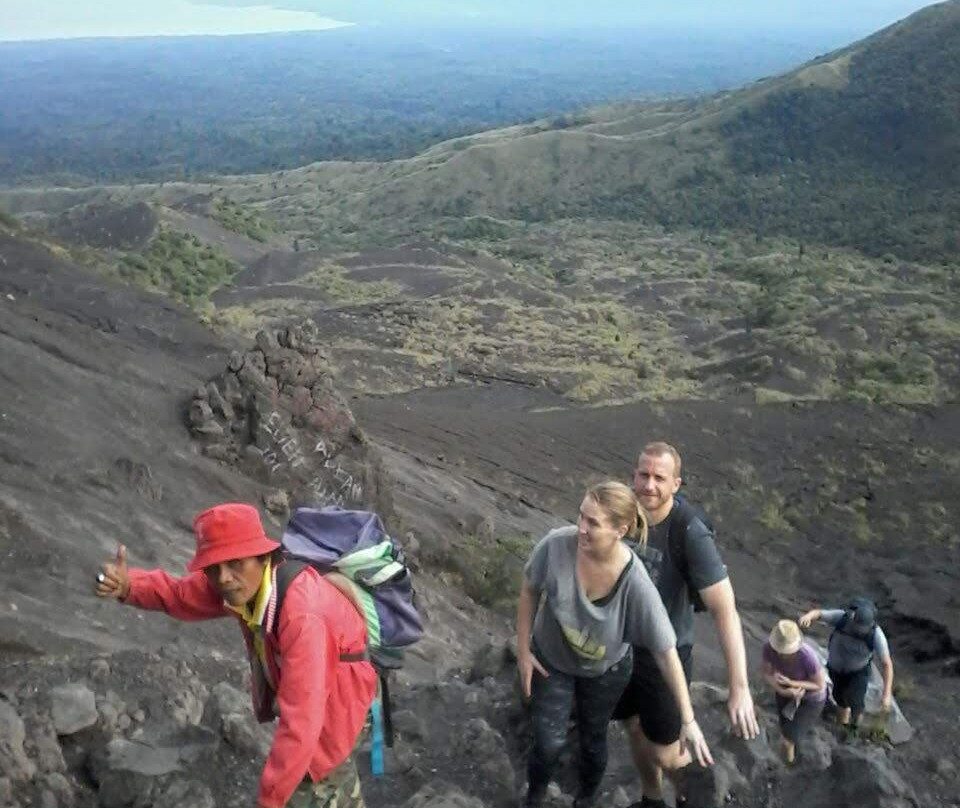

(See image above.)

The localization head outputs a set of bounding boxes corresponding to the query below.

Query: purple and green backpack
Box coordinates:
[274,506,423,772]
[275,505,423,668]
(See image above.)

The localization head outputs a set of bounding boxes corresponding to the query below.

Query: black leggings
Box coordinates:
[527,649,633,801]
[775,695,825,744]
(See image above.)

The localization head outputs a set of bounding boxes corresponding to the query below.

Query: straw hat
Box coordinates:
[769,619,803,655]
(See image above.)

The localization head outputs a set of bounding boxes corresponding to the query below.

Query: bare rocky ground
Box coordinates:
[1,221,959,808]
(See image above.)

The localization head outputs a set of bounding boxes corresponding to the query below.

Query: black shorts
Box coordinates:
[611,645,693,745]
[829,664,871,712]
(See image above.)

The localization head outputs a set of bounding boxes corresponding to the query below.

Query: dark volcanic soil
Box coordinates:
[0,227,255,656]
[2,224,959,807]
[354,383,960,805]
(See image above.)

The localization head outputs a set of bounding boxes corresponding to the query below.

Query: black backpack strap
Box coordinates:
[830,611,877,654]
[667,499,690,580]
[274,557,309,614]
[380,672,394,748]
[668,496,708,613]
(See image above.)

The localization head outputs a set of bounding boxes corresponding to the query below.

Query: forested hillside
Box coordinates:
[587,1,960,260]
[0,26,831,185]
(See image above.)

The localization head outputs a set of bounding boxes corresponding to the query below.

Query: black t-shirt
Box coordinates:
[627,498,728,648]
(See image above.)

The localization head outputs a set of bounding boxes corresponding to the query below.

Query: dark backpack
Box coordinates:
[666,495,715,613]
[830,597,878,653]
[273,506,424,770]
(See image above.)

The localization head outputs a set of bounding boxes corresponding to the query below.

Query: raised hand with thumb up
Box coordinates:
[95,543,130,600]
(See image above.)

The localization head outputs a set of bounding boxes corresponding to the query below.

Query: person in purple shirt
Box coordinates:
[762,620,827,764]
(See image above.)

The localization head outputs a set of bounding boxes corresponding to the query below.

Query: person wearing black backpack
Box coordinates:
[799,598,894,729]
[611,442,759,808]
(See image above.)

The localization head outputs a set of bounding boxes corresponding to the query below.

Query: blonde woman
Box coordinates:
[517,482,712,808]
[762,620,827,764]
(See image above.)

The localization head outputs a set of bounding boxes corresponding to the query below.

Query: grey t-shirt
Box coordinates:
[626,497,728,649]
[822,609,890,672]
[524,526,677,677]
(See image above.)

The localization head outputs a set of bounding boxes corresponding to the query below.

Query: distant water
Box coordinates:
[1,2,352,42]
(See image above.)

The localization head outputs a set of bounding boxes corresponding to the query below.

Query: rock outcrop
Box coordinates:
[187,323,393,519]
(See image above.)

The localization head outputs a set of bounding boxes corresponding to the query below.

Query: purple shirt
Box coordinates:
[763,640,827,702]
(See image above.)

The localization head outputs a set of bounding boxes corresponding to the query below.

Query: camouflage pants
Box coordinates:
[287,754,366,808]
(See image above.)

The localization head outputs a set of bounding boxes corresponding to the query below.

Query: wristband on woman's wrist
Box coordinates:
[681,717,696,727]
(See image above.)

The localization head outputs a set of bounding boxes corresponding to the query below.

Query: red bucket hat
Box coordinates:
[188,503,281,572]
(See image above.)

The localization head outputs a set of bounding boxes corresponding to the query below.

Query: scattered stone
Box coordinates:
[255,329,280,358]
[201,444,233,461]
[719,724,781,779]
[189,399,214,427]
[403,782,488,808]
[168,677,208,727]
[153,778,216,808]
[89,724,219,808]
[205,683,272,757]
[50,683,98,736]
[43,772,75,807]
[89,658,111,681]
[456,718,515,797]
[206,381,233,421]
[783,745,916,808]
[800,726,834,771]
[32,723,67,773]
[98,701,120,734]
[684,750,748,808]
[193,420,225,437]
[0,699,36,781]
[263,488,290,516]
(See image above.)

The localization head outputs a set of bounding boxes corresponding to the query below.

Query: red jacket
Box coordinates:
[125,563,378,808]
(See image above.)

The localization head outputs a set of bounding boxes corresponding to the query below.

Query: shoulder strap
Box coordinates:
[667,497,693,581]
[272,558,369,663]
[274,558,308,613]
[831,612,877,653]
[668,496,709,612]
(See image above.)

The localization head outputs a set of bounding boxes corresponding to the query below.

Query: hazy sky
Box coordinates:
[0,0,942,41]
[1,2,350,41]
[238,0,943,31]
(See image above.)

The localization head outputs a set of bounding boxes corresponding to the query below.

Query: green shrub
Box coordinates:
[119,228,239,305]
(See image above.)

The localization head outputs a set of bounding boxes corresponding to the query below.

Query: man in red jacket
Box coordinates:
[95,502,378,808]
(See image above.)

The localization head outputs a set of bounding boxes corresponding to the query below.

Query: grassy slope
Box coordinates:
[170,0,960,263]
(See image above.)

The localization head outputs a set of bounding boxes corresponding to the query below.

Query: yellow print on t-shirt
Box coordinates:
[561,625,606,661]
